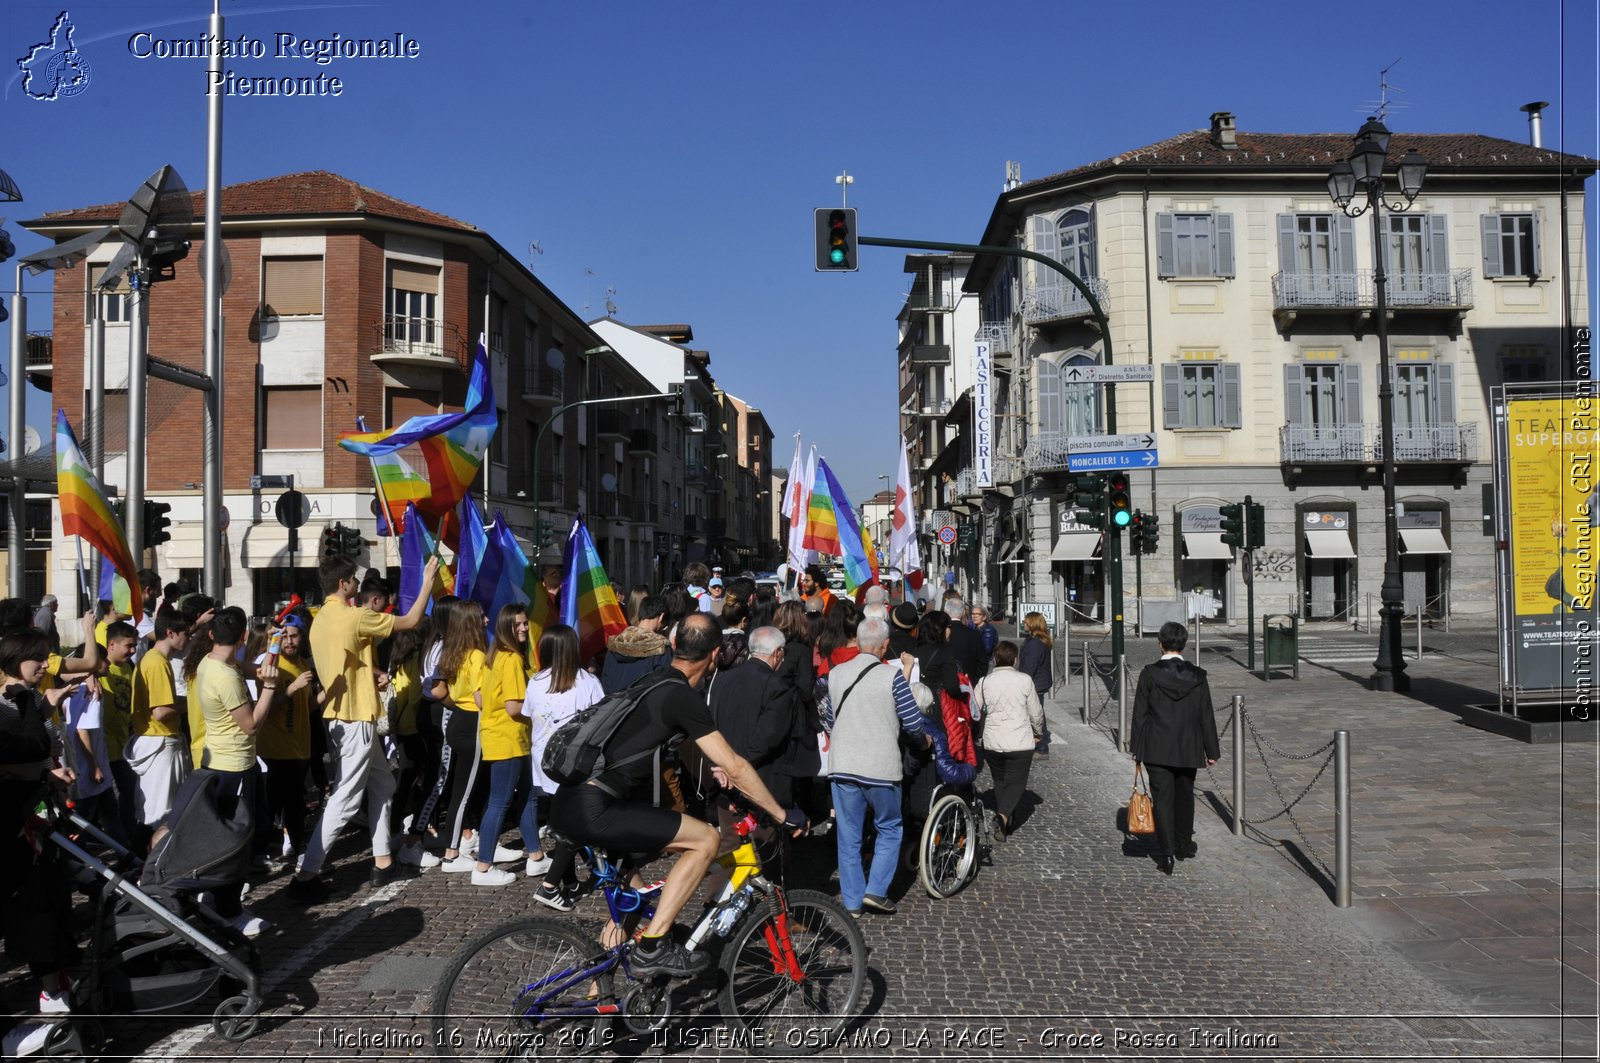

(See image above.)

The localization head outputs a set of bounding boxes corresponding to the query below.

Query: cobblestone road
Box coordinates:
[5,619,1595,1061]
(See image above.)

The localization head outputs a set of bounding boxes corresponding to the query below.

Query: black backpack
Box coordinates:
[541,674,680,796]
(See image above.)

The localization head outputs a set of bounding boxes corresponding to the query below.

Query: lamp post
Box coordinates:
[1327,117,1426,693]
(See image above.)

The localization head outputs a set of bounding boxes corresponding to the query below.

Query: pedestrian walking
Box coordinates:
[1129,621,1220,876]
[970,641,1044,840]
[1017,611,1054,756]
[126,610,191,841]
[526,624,606,912]
[433,599,501,875]
[256,614,317,867]
[470,604,541,887]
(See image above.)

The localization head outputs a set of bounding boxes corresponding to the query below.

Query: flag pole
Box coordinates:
[75,538,90,604]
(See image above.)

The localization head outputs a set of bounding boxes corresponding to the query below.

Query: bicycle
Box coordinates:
[431,808,867,1058]
[917,782,992,899]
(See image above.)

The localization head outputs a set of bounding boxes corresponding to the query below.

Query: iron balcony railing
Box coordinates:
[630,500,659,524]
[25,332,53,367]
[1022,433,1084,473]
[976,322,1013,355]
[539,475,564,504]
[375,317,468,364]
[523,366,563,402]
[1020,276,1109,326]
[1279,422,1478,463]
[683,460,711,485]
[993,454,1025,483]
[1270,269,1474,311]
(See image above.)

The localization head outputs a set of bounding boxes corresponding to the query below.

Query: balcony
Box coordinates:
[1271,269,1474,333]
[628,429,659,456]
[370,317,468,368]
[993,455,1025,484]
[684,514,706,535]
[1020,277,1109,327]
[1279,423,1477,486]
[683,460,711,485]
[906,344,950,367]
[24,332,53,383]
[630,500,659,524]
[1022,433,1081,474]
[593,490,623,518]
[596,409,630,443]
[522,366,563,406]
[538,475,564,505]
[976,322,1013,355]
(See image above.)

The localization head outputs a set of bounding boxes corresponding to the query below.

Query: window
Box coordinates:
[1156,213,1235,277]
[1384,215,1451,302]
[1034,351,1102,440]
[1161,363,1242,428]
[1283,360,1361,427]
[386,262,441,350]
[490,293,507,352]
[261,256,324,317]
[1482,213,1539,278]
[1056,208,1096,280]
[1501,346,1549,383]
[86,265,128,324]
[262,386,322,450]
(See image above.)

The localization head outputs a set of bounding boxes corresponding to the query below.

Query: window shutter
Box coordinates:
[389,262,441,293]
[1529,213,1542,276]
[1161,364,1182,428]
[1436,363,1455,423]
[1215,213,1235,277]
[1156,213,1175,277]
[1340,363,1363,424]
[1035,357,1062,439]
[1427,214,1449,272]
[1481,216,1503,277]
[1283,365,1304,424]
[262,257,324,317]
[1218,362,1242,428]
[263,386,323,450]
[1029,214,1058,296]
[1335,215,1357,273]
[1276,215,1296,274]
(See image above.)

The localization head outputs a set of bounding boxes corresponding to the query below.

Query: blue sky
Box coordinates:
[2,0,1595,503]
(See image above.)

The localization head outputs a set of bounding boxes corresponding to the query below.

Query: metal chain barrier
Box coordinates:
[1239,707,1337,876]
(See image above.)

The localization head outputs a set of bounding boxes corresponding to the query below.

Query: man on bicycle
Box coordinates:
[548,613,802,980]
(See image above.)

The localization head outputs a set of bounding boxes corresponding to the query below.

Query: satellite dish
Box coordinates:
[22,426,41,455]
[601,472,617,492]
[545,347,564,370]
[197,241,233,295]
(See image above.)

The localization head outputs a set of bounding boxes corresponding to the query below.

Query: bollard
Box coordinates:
[1117,659,1129,753]
[1334,729,1351,907]
[1081,641,1091,724]
[1417,609,1423,661]
[1231,695,1245,836]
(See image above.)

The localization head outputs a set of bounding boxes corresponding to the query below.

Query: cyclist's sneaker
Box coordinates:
[630,937,711,980]
[860,894,897,915]
[991,812,1008,843]
[533,883,577,912]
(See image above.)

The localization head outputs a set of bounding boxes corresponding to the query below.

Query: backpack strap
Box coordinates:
[832,661,889,727]
[591,673,688,800]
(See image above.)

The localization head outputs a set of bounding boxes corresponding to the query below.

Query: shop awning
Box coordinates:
[1304,528,1356,558]
[240,523,295,568]
[1050,532,1103,561]
[1181,532,1232,560]
[158,525,206,568]
[1399,528,1450,555]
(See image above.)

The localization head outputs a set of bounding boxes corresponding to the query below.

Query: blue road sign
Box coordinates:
[1067,449,1159,472]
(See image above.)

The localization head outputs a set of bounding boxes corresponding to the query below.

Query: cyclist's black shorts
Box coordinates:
[550,781,682,856]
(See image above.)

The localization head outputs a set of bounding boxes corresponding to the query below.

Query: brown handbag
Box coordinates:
[1127,765,1155,835]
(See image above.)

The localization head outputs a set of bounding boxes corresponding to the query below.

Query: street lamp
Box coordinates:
[1327,117,1426,693]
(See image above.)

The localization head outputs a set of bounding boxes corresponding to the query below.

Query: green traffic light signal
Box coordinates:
[814,207,858,272]
[1108,471,1132,528]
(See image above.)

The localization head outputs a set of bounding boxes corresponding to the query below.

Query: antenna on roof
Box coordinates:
[1358,58,1412,121]
[582,266,595,316]
[527,240,543,272]
[605,286,618,318]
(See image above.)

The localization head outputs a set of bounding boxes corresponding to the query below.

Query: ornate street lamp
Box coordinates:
[1327,117,1426,692]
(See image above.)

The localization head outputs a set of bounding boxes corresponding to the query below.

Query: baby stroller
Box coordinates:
[38,768,266,1055]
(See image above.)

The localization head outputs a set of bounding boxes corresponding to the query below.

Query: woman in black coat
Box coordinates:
[770,601,825,816]
[1017,611,1054,755]
[912,611,962,701]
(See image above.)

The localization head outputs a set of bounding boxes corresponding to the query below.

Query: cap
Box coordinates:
[892,602,919,631]
[280,613,308,630]
[709,577,724,588]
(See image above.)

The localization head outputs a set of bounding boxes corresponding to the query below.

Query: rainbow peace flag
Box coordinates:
[339,337,498,513]
[357,416,433,535]
[56,411,142,622]
[814,461,873,592]
[397,503,453,614]
[96,553,134,617]
[802,456,844,555]
[560,516,627,663]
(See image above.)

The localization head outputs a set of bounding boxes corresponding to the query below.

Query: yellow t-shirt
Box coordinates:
[186,685,208,769]
[308,596,395,723]
[94,620,109,648]
[257,655,312,761]
[38,653,64,694]
[101,661,134,762]
[447,649,486,714]
[197,656,254,772]
[131,647,180,740]
[392,657,422,738]
[479,649,531,762]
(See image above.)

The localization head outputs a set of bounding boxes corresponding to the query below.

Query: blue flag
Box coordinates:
[476,514,531,629]
[398,503,436,615]
[455,497,489,605]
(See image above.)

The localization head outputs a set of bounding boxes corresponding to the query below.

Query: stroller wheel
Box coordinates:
[212,995,260,1042]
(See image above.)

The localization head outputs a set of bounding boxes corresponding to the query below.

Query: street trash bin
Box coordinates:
[1262,614,1299,681]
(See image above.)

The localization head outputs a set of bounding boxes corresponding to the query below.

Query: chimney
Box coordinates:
[1004,160,1021,191]
[1209,111,1238,150]
[1520,101,1549,147]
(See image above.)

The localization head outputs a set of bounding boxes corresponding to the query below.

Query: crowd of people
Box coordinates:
[0,554,1065,1020]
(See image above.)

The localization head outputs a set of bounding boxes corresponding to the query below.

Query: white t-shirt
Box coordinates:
[65,685,112,800]
[525,669,605,794]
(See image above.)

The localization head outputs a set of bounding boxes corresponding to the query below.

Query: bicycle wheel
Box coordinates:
[919,792,977,898]
[719,889,867,1055]
[432,918,613,1059]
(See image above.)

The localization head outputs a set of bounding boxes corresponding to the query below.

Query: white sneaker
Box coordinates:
[5,1020,59,1055]
[471,866,516,887]
[441,854,477,874]
[397,841,442,869]
[231,913,269,939]
[281,833,294,857]
[491,844,525,863]
[525,854,553,877]
[38,990,70,1015]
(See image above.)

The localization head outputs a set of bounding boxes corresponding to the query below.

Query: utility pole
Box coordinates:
[201,0,226,599]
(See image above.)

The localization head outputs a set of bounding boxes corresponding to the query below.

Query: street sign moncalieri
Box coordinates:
[1067,432,1156,454]
[1061,364,1155,384]
[1067,449,1160,472]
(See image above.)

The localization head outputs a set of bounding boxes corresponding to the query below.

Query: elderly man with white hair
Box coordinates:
[823,616,930,917]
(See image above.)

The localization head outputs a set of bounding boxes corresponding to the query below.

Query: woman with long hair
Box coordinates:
[397,597,460,866]
[622,585,652,627]
[771,600,825,814]
[525,624,605,911]
[469,604,541,886]
[432,600,504,871]
[912,610,962,701]
[1017,611,1055,756]
[716,595,751,670]
[971,640,1045,839]
[387,622,437,865]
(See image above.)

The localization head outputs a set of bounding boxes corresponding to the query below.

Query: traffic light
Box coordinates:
[142,500,172,550]
[1107,471,1132,530]
[1140,510,1160,555]
[1219,502,1244,549]
[338,523,362,560]
[0,228,12,324]
[321,524,341,562]
[1128,511,1145,555]
[536,518,556,547]
[1247,499,1265,550]
[1071,474,1106,530]
[814,207,858,271]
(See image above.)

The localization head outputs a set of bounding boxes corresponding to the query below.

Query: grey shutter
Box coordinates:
[1340,363,1363,424]
[1215,213,1235,277]
[1161,364,1182,427]
[1529,213,1542,276]
[1283,365,1304,424]
[1035,357,1062,439]
[1435,363,1455,423]
[1277,214,1296,273]
[1335,214,1357,272]
[1218,362,1242,428]
[1029,213,1059,296]
[1427,214,1449,272]
[1481,215,1503,277]
[1156,213,1175,277]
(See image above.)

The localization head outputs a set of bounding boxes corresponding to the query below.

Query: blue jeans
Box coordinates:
[478,757,537,865]
[830,779,901,910]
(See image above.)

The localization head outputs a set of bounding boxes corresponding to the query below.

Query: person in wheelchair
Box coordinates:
[901,681,978,844]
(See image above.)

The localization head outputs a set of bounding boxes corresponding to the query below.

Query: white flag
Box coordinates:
[785,441,817,574]
[890,440,921,577]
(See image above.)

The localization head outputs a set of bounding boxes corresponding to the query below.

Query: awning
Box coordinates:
[240,523,296,568]
[1399,528,1450,554]
[1182,532,1233,560]
[1304,528,1356,558]
[996,540,1020,563]
[158,525,206,568]
[1050,532,1103,561]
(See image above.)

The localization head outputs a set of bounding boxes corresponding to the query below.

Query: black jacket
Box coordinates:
[1017,635,1052,696]
[707,658,795,789]
[946,621,988,680]
[913,643,962,700]
[1130,657,1221,768]
[887,628,918,662]
[773,637,822,777]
